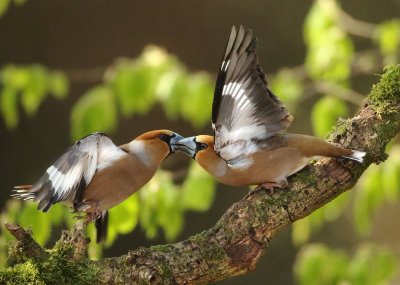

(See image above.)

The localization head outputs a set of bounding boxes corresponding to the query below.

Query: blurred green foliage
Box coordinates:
[0,65,68,129]
[311,95,348,139]
[71,46,213,140]
[0,0,27,18]
[291,1,400,282]
[304,1,353,83]
[1,0,400,282]
[295,244,398,285]
[354,145,400,235]
[375,19,400,65]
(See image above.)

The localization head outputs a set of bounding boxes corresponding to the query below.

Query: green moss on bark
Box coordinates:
[0,241,100,285]
[369,65,400,115]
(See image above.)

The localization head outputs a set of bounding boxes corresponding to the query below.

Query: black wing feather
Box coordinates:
[212,25,293,162]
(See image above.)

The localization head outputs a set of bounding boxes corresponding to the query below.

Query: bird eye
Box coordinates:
[159,134,170,142]
[199,143,208,150]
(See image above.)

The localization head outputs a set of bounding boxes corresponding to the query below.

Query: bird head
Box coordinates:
[173,135,214,159]
[127,130,184,167]
[134,130,184,155]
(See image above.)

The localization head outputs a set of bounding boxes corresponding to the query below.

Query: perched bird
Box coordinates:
[12,130,183,241]
[175,25,365,194]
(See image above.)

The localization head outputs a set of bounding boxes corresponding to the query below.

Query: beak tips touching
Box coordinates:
[170,136,197,158]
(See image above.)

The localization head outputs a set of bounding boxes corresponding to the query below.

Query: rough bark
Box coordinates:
[2,65,400,284]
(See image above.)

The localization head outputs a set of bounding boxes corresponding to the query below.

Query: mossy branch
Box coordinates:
[2,65,400,284]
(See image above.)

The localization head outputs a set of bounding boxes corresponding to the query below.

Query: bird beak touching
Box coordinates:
[169,133,185,153]
[172,136,197,158]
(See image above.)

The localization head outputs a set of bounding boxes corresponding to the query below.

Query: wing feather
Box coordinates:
[212,25,293,164]
[12,132,124,212]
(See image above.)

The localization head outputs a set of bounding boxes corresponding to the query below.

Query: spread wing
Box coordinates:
[212,25,293,165]
[12,132,123,212]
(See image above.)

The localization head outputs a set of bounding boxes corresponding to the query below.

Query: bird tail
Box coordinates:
[95,210,109,243]
[340,150,366,163]
[10,185,35,200]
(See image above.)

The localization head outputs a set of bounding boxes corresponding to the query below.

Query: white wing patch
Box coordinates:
[97,139,126,171]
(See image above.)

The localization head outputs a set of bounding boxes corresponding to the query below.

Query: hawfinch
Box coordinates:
[12,130,183,241]
[176,26,365,193]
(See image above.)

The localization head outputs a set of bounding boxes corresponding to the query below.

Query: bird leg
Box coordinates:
[73,200,102,227]
[248,179,288,195]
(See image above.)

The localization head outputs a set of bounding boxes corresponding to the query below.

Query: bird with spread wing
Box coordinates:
[12,130,183,242]
[176,25,365,194]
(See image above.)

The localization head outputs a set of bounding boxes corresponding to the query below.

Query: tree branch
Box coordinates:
[2,65,400,284]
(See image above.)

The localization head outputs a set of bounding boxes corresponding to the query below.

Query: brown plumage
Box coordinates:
[12,130,183,241]
[174,26,366,193]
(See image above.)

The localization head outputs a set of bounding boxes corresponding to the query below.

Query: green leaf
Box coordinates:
[18,201,50,245]
[180,72,213,128]
[0,86,18,129]
[353,164,383,235]
[107,194,139,245]
[156,68,188,120]
[21,65,48,116]
[13,0,27,5]
[48,71,69,99]
[381,146,400,201]
[304,2,354,82]
[295,244,349,285]
[295,244,398,285]
[375,19,400,64]
[70,86,117,140]
[0,0,10,18]
[182,162,216,211]
[271,69,303,110]
[1,65,30,90]
[292,191,350,246]
[311,95,348,138]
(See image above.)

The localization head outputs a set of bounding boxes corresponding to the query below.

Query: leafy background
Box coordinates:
[0,0,399,284]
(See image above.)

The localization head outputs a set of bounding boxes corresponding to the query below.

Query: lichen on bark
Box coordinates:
[1,65,399,284]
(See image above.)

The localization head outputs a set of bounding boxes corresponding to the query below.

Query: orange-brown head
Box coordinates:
[125,130,183,167]
[174,135,228,177]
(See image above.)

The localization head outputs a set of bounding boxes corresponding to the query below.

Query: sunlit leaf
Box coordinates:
[311,95,348,138]
[353,164,383,235]
[0,86,18,129]
[70,86,117,140]
[0,0,10,18]
[271,69,303,110]
[156,68,188,120]
[295,244,348,285]
[48,71,69,99]
[304,2,354,82]
[354,146,400,235]
[2,65,30,90]
[182,162,216,211]
[18,201,50,245]
[180,72,213,128]
[21,66,48,116]
[295,244,398,285]
[86,223,102,260]
[292,191,350,245]
[381,147,400,201]
[107,194,140,245]
[375,19,400,64]
[13,0,27,5]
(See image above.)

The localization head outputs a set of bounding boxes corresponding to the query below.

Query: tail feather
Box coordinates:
[11,185,35,200]
[340,150,366,163]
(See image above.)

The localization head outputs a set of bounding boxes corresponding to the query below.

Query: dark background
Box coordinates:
[1,1,400,283]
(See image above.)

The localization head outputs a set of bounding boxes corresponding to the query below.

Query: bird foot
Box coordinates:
[73,200,102,226]
[248,180,288,196]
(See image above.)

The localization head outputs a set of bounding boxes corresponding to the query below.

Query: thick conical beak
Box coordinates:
[169,133,184,153]
[172,136,197,158]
